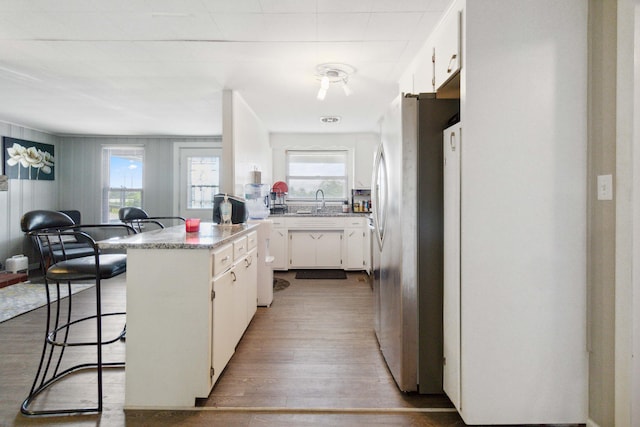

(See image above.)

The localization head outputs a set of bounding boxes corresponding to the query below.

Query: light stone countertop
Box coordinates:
[269,212,370,218]
[97,222,258,250]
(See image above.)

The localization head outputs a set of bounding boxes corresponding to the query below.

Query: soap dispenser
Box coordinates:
[220,194,232,225]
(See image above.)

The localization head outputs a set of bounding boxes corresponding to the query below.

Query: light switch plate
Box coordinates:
[597,174,613,200]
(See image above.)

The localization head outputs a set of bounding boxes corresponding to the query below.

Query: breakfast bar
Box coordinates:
[98,222,259,408]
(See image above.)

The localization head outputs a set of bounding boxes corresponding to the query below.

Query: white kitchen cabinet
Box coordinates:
[443,122,462,410]
[122,226,260,408]
[315,232,343,267]
[211,263,236,386]
[243,248,258,323]
[344,218,367,270]
[269,219,288,270]
[289,230,343,269]
[433,0,462,93]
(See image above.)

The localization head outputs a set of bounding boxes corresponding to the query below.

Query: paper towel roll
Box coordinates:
[250,170,261,184]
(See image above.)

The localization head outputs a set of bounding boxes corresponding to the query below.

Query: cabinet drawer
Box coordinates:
[246,231,258,250]
[233,236,248,260]
[212,244,233,276]
[271,218,286,228]
[345,218,366,228]
[287,217,345,230]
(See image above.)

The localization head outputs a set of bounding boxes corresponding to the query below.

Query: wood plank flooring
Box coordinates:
[0,271,466,427]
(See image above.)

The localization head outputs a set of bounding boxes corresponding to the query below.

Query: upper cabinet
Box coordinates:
[399,0,462,96]
[432,2,462,95]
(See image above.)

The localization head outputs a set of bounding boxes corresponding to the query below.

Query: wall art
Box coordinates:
[3,136,55,181]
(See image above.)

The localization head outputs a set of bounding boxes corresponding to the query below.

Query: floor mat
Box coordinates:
[294,269,347,279]
[0,282,94,323]
[273,277,290,291]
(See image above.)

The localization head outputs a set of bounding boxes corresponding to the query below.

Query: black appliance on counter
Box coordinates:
[212,194,248,224]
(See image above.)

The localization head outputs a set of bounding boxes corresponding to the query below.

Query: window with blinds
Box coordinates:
[286,150,348,200]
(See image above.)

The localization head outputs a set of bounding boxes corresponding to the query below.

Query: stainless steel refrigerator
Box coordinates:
[372,93,459,393]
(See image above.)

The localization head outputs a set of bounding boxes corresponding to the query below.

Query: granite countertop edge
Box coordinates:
[97,223,259,250]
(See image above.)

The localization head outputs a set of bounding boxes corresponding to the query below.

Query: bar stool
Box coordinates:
[118,206,185,232]
[19,210,136,416]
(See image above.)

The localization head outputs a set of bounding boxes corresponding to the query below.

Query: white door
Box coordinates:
[443,122,462,410]
[178,148,222,220]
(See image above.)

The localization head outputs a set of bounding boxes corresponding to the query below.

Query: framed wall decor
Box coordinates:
[3,136,55,181]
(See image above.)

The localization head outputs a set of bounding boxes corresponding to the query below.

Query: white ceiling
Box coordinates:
[0,0,450,136]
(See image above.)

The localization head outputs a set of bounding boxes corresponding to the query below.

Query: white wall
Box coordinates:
[0,120,60,265]
[231,91,271,195]
[270,133,378,194]
[58,135,217,224]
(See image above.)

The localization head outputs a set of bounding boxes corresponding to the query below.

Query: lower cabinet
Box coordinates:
[242,248,258,323]
[210,232,258,388]
[211,266,236,386]
[344,218,369,270]
[269,221,288,270]
[289,231,343,268]
[269,216,370,271]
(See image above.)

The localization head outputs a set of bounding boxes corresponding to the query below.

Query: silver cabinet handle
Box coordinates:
[450,132,456,151]
[221,255,230,263]
[447,53,457,73]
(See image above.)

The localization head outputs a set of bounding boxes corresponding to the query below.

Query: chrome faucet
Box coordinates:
[315,189,325,212]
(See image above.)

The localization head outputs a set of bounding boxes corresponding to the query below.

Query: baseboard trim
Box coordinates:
[587,418,602,427]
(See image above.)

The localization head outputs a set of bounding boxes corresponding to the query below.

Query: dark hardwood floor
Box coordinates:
[0,271,465,426]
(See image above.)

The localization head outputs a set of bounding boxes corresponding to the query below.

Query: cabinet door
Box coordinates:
[345,228,365,270]
[270,227,288,270]
[212,268,235,386]
[245,248,258,323]
[443,123,462,410]
[315,232,343,268]
[289,232,317,268]
[434,7,461,91]
[231,263,247,346]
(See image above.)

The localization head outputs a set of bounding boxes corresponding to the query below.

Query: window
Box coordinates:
[186,155,219,209]
[286,150,348,200]
[102,146,144,222]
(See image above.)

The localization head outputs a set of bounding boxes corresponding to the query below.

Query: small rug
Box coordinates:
[273,277,290,292]
[0,282,94,323]
[295,269,347,280]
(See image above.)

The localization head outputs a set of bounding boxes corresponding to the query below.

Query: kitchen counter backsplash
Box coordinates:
[269,204,369,217]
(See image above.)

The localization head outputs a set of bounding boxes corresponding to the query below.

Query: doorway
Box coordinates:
[174,144,222,221]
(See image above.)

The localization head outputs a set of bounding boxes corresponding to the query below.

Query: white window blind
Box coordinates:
[286,150,348,200]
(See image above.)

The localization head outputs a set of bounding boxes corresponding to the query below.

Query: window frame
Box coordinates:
[101,145,145,223]
[285,149,350,202]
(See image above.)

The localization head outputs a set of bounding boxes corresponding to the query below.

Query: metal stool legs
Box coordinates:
[20,277,125,416]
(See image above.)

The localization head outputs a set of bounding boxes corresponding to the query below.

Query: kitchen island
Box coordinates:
[98,222,259,408]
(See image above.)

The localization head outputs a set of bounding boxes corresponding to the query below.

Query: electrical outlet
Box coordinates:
[597,174,613,201]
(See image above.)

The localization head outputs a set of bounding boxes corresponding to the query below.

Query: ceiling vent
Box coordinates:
[320,116,341,124]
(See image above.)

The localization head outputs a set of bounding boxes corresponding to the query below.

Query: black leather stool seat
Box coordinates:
[47,254,127,282]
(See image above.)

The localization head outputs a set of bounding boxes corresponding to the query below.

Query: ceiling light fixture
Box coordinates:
[315,63,356,101]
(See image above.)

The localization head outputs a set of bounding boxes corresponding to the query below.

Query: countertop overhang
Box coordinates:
[97,222,258,250]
